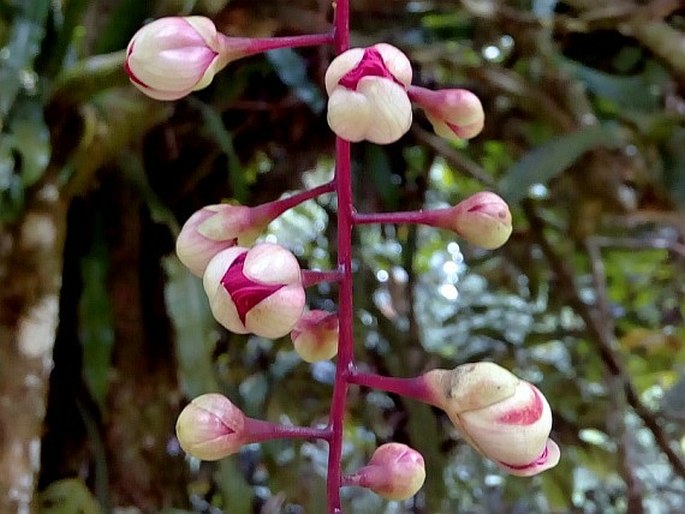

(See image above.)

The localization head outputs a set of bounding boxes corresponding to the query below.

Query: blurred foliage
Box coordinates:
[2,0,684,513]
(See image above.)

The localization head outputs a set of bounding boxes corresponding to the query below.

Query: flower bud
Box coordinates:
[350,443,425,501]
[424,362,560,476]
[203,243,305,338]
[325,44,412,144]
[175,393,246,460]
[452,192,512,249]
[126,16,240,100]
[409,86,484,141]
[176,204,265,277]
[290,310,339,362]
[430,191,512,249]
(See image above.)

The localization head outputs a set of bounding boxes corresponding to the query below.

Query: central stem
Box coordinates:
[327,1,351,512]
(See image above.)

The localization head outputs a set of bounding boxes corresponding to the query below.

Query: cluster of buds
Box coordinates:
[126,10,559,512]
[125,17,483,145]
[325,44,413,144]
[324,43,485,144]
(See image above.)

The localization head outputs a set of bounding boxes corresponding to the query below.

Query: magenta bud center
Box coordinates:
[338,48,402,90]
[221,252,285,323]
[497,386,544,425]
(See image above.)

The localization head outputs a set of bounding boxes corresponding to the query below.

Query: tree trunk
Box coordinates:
[102,174,188,511]
[0,179,66,514]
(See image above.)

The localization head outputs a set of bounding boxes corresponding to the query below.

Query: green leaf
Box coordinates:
[45,0,90,76]
[267,48,325,114]
[0,137,24,222]
[215,459,253,513]
[93,0,153,54]
[561,58,668,111]
[11,98,50,187]
[79,216,114,411]
[499,124,623,203]
[38,478,103,514]
[163,256,218,398]
[663,127,685,209]
[188,97,248,202]
[0,0,49,117]
[365,145,400,210]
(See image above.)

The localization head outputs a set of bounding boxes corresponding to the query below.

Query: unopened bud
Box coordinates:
[126,16,237,100]
[410,86,484,141]
[424,362,560,476]
[325,44,412,144]
[291,310,339,362]
[430,191,512,249]
[176,204,266,276]
[175,393,246,460]
[348,443,425,501]
[203,243,305,338]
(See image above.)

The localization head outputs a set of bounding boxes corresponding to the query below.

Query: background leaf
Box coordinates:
[499,124,623,203]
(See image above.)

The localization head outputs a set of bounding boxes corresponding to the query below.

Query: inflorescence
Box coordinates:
[126,4,560,512]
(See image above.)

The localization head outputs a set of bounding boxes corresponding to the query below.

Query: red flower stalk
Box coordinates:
[353,191,513,250]
[133,2,560,511]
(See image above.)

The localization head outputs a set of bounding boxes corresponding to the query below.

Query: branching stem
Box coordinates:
[327,1,351,511]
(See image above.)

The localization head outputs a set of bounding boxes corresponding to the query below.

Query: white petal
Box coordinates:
[245,284,306,338]
[209,286,248,334]
[243,243,301,285]
[372,43,412,87]
[460,384,553,466]
[498,438,561,477]
[327,88,373,142]
[357,78,412,144]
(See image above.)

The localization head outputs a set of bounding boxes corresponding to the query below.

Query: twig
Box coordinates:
[411,127,496,188]
[522,200,685,480]
[586,238,644,512]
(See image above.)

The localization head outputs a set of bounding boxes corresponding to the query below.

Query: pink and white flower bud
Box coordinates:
[175,393,247,461]
[348,443,425,501]
[451,192,512,249]
[409,86,484,141]
[126,16,243,100]
[290,310,339,362]
[424,362,560,476]
[203,243,305,338]
[176,204,266,277]
[325,43,413,144]
[430,191,512,249]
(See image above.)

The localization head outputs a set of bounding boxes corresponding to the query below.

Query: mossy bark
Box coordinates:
[0,179,66,514]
